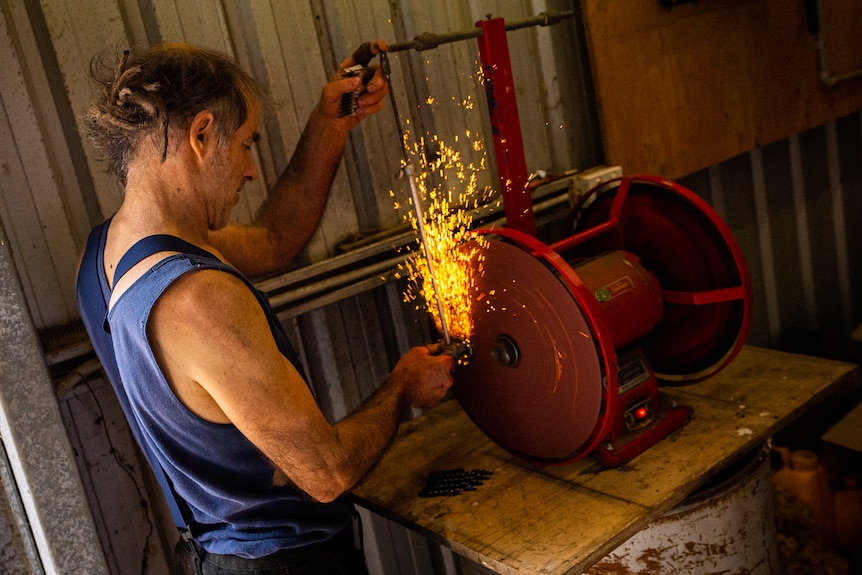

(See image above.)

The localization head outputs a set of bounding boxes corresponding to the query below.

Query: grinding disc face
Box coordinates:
[454,239,604,461]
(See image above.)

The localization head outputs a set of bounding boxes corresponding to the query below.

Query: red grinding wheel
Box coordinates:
[453,230,612,462]
[565,175,753,384]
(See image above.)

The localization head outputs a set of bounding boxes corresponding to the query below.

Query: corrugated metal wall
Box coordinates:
[1,0,861,573]
[678,113,862,363]
[0,0,597,330]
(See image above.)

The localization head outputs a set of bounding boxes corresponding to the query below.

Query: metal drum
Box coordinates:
[588,445,779,574]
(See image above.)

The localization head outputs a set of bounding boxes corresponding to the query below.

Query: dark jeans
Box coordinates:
[175,526,369,575]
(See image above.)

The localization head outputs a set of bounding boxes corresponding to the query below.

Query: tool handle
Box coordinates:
[349,40,387,67]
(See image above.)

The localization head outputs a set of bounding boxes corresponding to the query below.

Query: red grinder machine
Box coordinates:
[373,12,753,466]
[456,175,752,466]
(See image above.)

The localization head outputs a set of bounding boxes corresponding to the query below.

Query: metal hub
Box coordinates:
[490,335,521,368]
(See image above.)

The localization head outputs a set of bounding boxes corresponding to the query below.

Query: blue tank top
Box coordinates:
[76,220,353,558]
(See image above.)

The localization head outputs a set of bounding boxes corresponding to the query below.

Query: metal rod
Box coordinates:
[404,163,451,344]
[379,52,409,166]
[386,10,573,53]
[381,51,451,342]
[388,30,482,53]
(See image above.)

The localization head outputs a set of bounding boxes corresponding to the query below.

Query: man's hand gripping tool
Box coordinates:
[436,340,472,366]
[337,41,386,117]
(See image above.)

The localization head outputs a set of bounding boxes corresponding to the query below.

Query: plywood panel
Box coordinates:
[581,0,862,179]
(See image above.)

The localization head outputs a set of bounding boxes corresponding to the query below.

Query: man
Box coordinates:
[76,43,454,574]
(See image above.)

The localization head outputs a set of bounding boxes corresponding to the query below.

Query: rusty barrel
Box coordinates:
[588,444,779,574]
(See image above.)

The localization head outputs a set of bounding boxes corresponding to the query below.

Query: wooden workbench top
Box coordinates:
[353,346,860,575]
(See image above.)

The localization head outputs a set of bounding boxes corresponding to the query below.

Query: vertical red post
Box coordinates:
[476,17,536,236]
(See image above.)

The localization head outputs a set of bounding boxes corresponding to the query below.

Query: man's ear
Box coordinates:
[189,110,216,160]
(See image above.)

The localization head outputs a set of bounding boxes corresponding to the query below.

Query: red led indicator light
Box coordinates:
[635,406,648,420]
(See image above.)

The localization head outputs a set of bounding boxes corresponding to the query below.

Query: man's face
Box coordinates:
[205,107,261,230]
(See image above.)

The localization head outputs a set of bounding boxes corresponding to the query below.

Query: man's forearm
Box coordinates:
[282,375,409,503]
[332,376,410,483]
[255,108,350,267]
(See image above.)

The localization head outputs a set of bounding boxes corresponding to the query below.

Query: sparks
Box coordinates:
[393,135,491,346]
